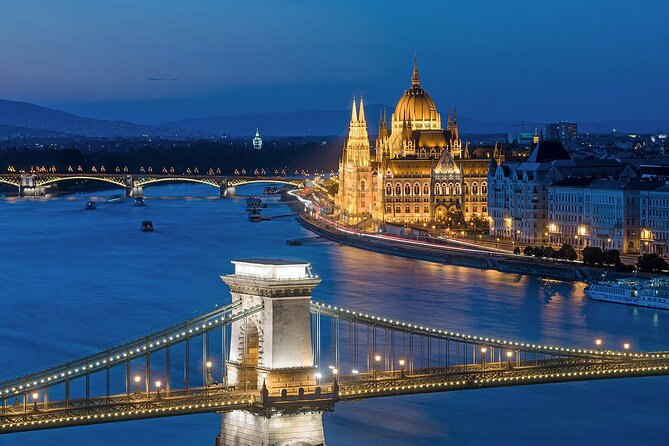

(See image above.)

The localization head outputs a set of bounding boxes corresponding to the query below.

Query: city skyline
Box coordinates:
[1,0,669,124]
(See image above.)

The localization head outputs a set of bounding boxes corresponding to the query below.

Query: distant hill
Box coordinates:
[165,107,669,137]
[0,123,72,139]
[0,99,207,138]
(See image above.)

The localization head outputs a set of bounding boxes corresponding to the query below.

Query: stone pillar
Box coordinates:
[218,410,325,446]
[125,186,143,197]
[221,186,236,197]
[219,259,326,446]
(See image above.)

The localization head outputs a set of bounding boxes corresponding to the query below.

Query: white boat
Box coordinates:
[585,278,669,310]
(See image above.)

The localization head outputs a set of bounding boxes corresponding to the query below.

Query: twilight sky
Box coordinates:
[1,0,668,124]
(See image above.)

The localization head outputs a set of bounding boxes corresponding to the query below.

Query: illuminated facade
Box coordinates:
[335,56,500,228]
[252,129,263,150]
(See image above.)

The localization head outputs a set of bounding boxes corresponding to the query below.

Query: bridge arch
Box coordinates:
[228,178,304,189]
[37,176,127,188]
[136,177,223,188]
[0,177,20,188]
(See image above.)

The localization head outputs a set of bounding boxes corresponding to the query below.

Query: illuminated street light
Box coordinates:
[595,339,602,349]
[315,372,322,385]
[32,392,39,411]
[506,351,513,369]
[623,343,631,350]
[134,375,142,396]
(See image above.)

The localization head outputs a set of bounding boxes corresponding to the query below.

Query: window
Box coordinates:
[405,205,411,213]
[414,205,420,213]
[472,182,478,195]
[464,182,469,194]
[423,183,429,195]
[414,183,420,195]
[435,184,442,195]
[360,180,366,191]
[424,205,429,213]
[386,205,392,214]
[482,182,488,194]
[395,184,402,196]
[455,183,462,194]
[404,184,411,196]
[482,205,488,213]
[385,183,392,196]
[395,205,401,214]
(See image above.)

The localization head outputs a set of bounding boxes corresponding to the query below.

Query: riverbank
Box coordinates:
[294,211,643,283]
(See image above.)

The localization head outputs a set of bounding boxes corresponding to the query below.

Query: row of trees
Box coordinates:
[514,244,668,274]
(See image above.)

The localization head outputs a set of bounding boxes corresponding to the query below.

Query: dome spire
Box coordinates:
[412,51,420,86]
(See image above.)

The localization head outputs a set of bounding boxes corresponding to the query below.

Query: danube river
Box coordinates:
[2,184,668,445]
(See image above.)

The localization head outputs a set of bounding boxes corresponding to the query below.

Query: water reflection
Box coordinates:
[1,184,668,446]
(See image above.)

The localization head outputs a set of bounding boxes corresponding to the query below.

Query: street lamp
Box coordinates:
[623,343,631,351]
[31,392,39,411]
[480,347,487,370]
[315,372,322,385]
[134,375,142,396]
[595,339,602,350]
[399,359,406,377]
[206,360,213,386]
[155,380,162,398]
[374,355,381,378]
[506,351,513,369]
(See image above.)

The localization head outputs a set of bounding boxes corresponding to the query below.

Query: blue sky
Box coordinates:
[1,0,667,124]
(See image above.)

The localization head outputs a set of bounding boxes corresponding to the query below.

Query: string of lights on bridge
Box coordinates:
[310,300,654,359]
[0,304,263,398]
[4,165,335,176]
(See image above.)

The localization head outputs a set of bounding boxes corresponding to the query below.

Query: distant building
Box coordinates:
[640,184,669,256]
[547,178,659,254]
[546,121,577,143]
[252,129,263,150]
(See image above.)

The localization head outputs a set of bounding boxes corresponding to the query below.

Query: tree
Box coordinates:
[513,247,521,255]
[582,246,605,266]
[558,244,578,261]
[544,246,556,259]
[523,246,534,256]
[603,249,621,266]
[637,253,668,273]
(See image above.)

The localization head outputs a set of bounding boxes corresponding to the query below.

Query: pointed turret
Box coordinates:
[452,108,459,141]
[358,97,366,124]
[447,108,452,132]
[350,97,358,123]
[411,52,420,86]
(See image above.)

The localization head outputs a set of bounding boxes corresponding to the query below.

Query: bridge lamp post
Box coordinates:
[315,372,322,385]
[374,355,382,378]
[155,381,162,399]
[399,359,405,378]
[595,339,602,350]
[31,392,39,412]
[206,361,213,386]
[480,347,487,370]
[134,375,142,397]
[351,369,359,382]
[506,351,513,369]
[623,343,631,351]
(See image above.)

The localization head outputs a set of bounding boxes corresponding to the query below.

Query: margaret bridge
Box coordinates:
[2,258,669,444]
[0,173,306,197]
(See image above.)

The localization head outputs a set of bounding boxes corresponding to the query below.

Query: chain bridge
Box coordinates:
[2,259,669,444]
[0,173,305,197]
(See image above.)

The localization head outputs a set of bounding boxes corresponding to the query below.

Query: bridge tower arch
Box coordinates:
[219,259,325,446]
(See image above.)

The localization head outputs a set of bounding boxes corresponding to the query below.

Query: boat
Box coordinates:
[134,197,145,206]
[263,186,281,195]
[245,196,263,211]
[248,211,262,222]
[85,201,96,210]
[141,220,154,232]
[585,277,669,310]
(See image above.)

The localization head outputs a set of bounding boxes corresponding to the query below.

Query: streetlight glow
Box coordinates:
[31,392,39,400]
[374,355,381,362]
[399,359,405,367]
[206,361,212,369]
[623,343,630,350]
[155,380,161,389]
[506,351,513,358]
[134,375,141,384]
[595,339,602,347]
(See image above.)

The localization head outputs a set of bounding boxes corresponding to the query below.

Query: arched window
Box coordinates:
[481,182,488,195]
[482,205,488,213]
[395,184,402,196]
[435,184,442,195]
[404,183,411,196]
[473,205,478,213]
[464,182,470,194]
[472,182,479,195]
[455,183,462,194]
[386,205,392,214]
[423,183,429,195]
[360,180,366,191]
[423,205,429,213]
[395,205,401,214]
[386,183,393,196]
[405,205,411,213]
[414,183,420,195]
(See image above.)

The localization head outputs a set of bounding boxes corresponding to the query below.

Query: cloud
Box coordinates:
[144,77,180,81]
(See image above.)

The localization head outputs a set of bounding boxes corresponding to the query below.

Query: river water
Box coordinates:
[1,184,668,446]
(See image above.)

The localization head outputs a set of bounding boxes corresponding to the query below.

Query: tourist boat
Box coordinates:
[248,211,262,222]
[585,278,669,310]
[263,186,281,195]
[85,201,96,210]
[141,220,154,232]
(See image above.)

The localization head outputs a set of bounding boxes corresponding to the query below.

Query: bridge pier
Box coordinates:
[221,186,236,197]
[18,174,46,197]
[219,259,325,446]
[125,186,144,197]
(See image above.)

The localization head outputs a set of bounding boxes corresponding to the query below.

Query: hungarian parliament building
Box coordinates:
[334,57,504,229]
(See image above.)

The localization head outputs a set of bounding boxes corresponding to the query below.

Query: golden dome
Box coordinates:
[393,56,440,123]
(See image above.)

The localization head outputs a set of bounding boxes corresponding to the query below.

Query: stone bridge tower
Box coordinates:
[219,259,325,446]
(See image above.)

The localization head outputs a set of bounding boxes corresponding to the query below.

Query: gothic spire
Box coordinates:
[350,96,358,123]
[447,108,452,132]
[358,97,366,123]
[411,51,420,86]
[452,107,459,140]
